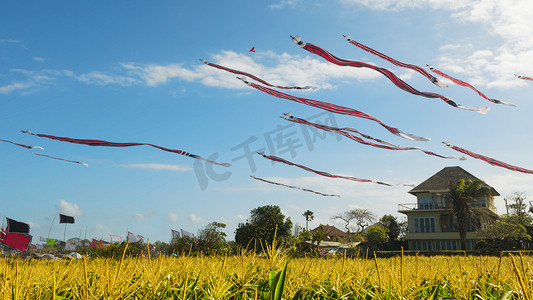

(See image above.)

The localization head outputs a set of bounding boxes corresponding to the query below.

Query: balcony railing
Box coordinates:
[398,203,448,211]
[398,202,493,211]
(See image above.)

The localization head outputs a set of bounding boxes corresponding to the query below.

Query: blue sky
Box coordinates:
[2,0,533,243]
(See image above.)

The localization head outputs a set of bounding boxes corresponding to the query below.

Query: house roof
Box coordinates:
[409,166,500,196]
[311,224,352,239]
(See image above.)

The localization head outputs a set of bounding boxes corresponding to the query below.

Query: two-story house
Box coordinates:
[398,166,500,250]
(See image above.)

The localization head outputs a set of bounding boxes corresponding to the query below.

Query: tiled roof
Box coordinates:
[311,224,353,238]
[409,166,499,196]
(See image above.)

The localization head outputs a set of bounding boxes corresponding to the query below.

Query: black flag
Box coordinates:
[6,218,30,234]
[59,214,75,224]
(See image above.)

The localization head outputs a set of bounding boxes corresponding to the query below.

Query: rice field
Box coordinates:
[1,249,531,299]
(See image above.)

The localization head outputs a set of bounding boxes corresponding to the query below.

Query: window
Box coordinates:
[414,217,436,233]
[414,240,432,250]
[418,196,436,209]
[434,240,458,250]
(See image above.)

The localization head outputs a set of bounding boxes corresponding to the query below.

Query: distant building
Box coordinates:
[310,224,353,241]
[300,224,359,255]
[398,166,499,250]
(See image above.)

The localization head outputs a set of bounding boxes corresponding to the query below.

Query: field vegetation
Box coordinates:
[1,244,532,299]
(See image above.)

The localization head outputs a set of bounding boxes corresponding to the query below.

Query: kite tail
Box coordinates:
[33,153,89,167]
[456,105,490,114]
[1,138,44,150]
[515,74,533,81]
[250,175,341,197]
[394,131,431,142]
[428,65,516,107]
[189,154,231,167]
[293,36,488,114]
[342,35,448,88]
[443,142,533,174]
[490,99,517,107]
[239,78,430,141]
[430,76,449,88]
[201,59,316,90]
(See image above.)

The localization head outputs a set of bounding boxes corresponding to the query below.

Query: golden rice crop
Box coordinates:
[0,251,531,299]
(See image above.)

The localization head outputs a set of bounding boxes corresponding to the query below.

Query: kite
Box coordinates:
[343,36,448,88]
[238,78,430,141]
[200,59,314,90]
[250,175,341,197]
[516,74,533,81]
[443,142,533,174]
[257,152,414,187]
[249,47,255,53]
[22,130,231,167]
[291,36,489,114]
[1,139,43,150]
[33,153,89,167]
[428,65,516,107]
[283,113,466,160]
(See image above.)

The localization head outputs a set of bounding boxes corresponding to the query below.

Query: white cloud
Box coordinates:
[33,57,45,63]
[134,213,145,220]
[122,50,379,90]
[119,163,192,172]
[76,71,139,86]
[168,212,179,222]
[0,82,33,94]
[188,213,203,223]
[269,0,302,9]
[59,199,83,217]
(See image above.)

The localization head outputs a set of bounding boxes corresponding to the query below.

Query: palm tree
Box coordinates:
[448,179,492,250]
[303,210,314,231]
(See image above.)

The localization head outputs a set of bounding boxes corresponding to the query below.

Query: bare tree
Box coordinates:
[331,208,375,233]
[505,192,528,218]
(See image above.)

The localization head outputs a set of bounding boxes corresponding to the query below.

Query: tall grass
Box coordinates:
[0,251,531,299]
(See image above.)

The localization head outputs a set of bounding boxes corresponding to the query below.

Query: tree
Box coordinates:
[448,179,493,250]
[478,217,532,250]
[379,215,401,241]
[197,222,227,254]
[331,208,375,233]
[234,205,292,249]
[302,210,314,231]
[365,225,389,251]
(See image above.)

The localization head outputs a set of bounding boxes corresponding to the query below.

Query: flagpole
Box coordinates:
[63,223,67,242]
[47,213,58,239]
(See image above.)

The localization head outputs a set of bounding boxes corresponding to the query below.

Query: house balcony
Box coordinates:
[398,203,449,212]
[398,202,495,213]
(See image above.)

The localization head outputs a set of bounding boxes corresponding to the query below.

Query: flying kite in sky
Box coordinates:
[343,36,448,88]
[1,139,43,150]
[427,65,516,107]
[238,78,429,141]
[33,153,88,167]
[283,113,465,160]
[250,175,341,197]
[22,130,231,167]
[443,142,533,174]
[257,152,414,186]
[201,59,314,90]
[516,74,533,81]
[249,47,255,53]
[291,36,490,114]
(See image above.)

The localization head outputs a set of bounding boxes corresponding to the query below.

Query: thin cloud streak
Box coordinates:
[119,163,192,172]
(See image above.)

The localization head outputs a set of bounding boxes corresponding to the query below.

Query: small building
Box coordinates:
[398,166,499,250]
[300,224,359,255]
